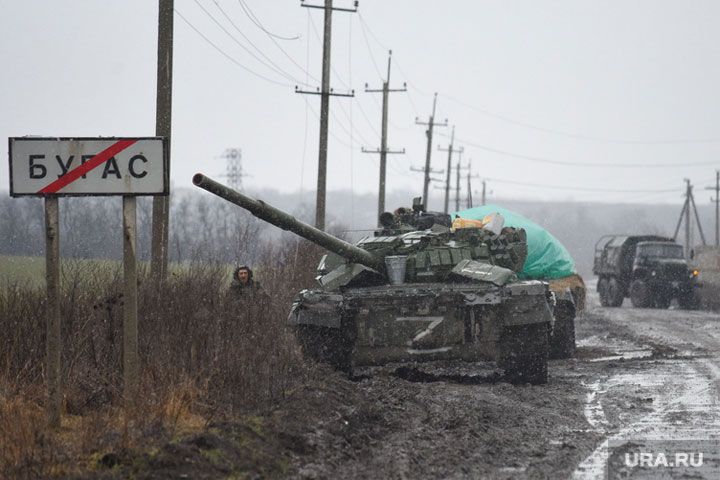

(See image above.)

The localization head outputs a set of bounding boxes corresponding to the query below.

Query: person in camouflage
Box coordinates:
[227,265,268,302]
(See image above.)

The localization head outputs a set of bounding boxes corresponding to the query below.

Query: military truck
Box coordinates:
[193,174,555,385]
[593,235,698,308]
[687,245,718,310]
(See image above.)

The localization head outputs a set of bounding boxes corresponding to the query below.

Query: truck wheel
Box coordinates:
[678,291,700,310]
[607,278,624,307]
[499,323,549,385]
[653,294,671,309]
[295,325,351,372]
[629,280,652,308]
[597,277,610,307]
[549,302,576,359]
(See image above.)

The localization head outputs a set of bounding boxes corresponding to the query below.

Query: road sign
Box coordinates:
[8,137,168,196]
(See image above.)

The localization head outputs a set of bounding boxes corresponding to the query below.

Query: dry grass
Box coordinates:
[0,238,327,479]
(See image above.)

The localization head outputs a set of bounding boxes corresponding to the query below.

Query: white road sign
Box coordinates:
[8,137,168,196]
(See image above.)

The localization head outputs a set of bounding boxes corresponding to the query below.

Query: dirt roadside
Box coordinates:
[65,299,712,480]
[64,319,615,479]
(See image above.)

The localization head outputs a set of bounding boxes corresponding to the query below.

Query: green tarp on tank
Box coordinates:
[452,204,576,279]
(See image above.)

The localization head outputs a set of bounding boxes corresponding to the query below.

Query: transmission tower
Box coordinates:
[221,148,244,190]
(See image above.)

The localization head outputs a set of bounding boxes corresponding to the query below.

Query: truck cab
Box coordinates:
[593,235,698,309]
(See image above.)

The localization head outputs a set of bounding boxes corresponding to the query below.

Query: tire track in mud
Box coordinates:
[572,285,720,479]
[573,361,719,478]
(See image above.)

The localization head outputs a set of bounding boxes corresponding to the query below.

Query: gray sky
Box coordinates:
[2,0,720,211]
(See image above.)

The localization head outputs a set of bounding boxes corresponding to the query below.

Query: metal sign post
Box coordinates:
[8,136,168,420]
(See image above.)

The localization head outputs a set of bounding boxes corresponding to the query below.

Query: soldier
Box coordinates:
[227,265,268,302]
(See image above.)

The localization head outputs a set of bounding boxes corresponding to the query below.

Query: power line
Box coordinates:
[439,93,720,145]
[435,131,720,168]
[357,12,384,80]
[484,176,682,193]
[175,8,292,87]
[236,0,300,40]
[195,0,307,86]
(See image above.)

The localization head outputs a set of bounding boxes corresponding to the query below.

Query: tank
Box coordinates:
[193,174,555,384]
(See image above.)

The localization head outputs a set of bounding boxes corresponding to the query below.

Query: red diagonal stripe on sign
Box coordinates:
[37,139,139,194]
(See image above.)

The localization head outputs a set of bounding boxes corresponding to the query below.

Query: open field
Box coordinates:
[0,255,47,288]
[0,255,239,291]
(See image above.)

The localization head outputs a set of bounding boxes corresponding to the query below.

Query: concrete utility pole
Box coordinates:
[462,159,478,209]
[297,0,358,231]
[415,93,447,209]
[466,171,472,208]
[481,180,487,206]
[151,0,174,282]
[438,126,463,214]
[453,149,467,212]
[706,170,720,246]
[363,51,406,223]
[674,179,707,259]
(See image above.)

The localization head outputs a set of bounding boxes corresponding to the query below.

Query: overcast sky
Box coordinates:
[3,0,720,211]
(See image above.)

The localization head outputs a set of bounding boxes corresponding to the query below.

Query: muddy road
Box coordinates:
[267,279,720,479]
[121,281,720,479]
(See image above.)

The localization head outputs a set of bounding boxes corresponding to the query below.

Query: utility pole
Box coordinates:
[363,51,406,223]
[481,180,487,206]
[674,179,707,259]
[706,170,720,246]
[296,0,358,231]
[438,126,463,214]
[453,149,467,212]
[415,93,447,209]
[466,159,473,209]
[151,0,173,282]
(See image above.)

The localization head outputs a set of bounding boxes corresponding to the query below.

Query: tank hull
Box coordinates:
[289,280,553,384]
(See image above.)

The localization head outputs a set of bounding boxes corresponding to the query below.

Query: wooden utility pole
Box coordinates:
[297,0,357,231]
[706,170,720,246]
[363,51,405,223]
[151,0,174,282]
[439,126,463,214]
[415,93,447,209]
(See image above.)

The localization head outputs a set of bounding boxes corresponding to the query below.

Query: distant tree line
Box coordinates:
[2,187,715,277]
[0,191,271,266]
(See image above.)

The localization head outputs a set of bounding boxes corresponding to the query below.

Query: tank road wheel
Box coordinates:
[295,325,351,372]
[549,302,576,359]
[607,278,624,307]
[499,323,549,385]
[629,280,652,308]
[597,277,610,307]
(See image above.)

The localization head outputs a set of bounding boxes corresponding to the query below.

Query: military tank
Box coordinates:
[193,174,554,384]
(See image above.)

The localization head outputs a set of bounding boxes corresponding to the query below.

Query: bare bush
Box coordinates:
[0,235,329,477]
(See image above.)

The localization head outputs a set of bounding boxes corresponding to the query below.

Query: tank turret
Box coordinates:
[193,173,528,289]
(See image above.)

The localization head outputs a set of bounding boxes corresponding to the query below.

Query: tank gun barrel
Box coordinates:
[192,174,386,274]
